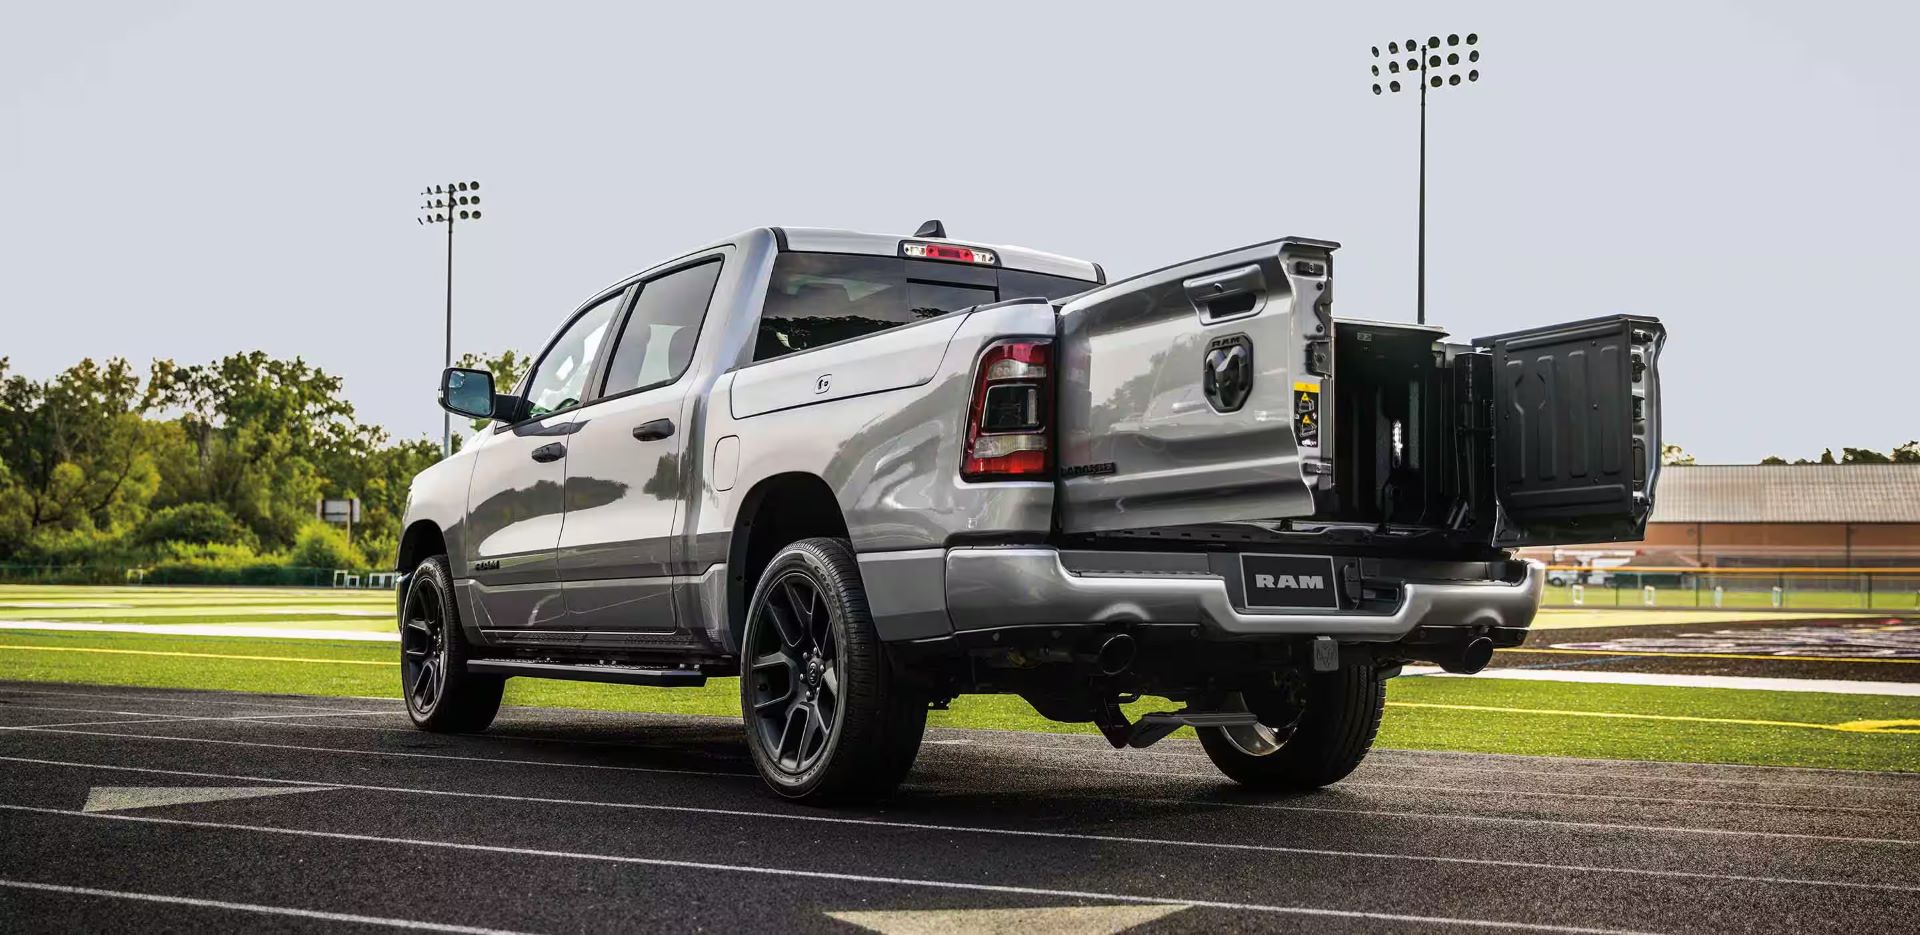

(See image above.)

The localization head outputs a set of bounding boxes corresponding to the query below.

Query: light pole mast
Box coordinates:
[417,180,483,456]
[1371,33,1480,325]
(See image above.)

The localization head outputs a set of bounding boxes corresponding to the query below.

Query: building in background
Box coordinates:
[1534,464,1920,568]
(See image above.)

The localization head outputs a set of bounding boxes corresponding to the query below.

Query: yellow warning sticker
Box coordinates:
[1292,381,1320,393]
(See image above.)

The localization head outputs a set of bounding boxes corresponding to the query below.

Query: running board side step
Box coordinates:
[465,659,707,688]
[1095,702,1260,749]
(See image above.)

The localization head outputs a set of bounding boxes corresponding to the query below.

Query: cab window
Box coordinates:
[753,252,1094,361]
[602,260,723,395]
[523,291,624,419]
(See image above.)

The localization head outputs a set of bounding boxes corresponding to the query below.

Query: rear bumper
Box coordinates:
[937,547,1541,643]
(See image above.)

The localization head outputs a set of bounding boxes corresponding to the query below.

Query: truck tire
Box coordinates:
[400,555,505,733]
[1198,661,1385,789]
[740,537,926,803]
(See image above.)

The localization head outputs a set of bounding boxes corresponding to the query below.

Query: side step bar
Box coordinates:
[466,659,707,688]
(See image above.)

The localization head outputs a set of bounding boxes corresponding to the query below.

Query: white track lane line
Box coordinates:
[0,879,534,934]
[909,749,1920,815]
[926,737,1920,794]
[5,725,753,778]
[9,682,1916,801]
[0,804,1690,935]
[1362,744,1920,781]
[0,710,396,731]
[0,685,382,713]
[103,714,1917,817]
[12,726,1919,845]
[4,753,1915,893]
[2,702,211,718]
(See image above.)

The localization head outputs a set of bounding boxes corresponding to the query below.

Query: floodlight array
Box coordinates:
[417,180,484,225]
[1370,32,1479,95]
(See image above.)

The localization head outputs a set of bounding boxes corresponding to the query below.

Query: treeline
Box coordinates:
[0,353,440,580]
[1761,444,1920,465]
[1662,443,1919,466]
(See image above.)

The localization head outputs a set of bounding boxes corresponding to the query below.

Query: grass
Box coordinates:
[0,584,394,632]
[3,627,1916,773]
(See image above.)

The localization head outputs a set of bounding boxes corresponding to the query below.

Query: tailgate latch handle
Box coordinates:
[1183,264,1267,320]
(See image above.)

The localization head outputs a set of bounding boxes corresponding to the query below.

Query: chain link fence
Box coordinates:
[1542,567,1920,611]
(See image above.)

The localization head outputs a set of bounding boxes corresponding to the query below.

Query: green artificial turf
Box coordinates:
[3,627,1915,773]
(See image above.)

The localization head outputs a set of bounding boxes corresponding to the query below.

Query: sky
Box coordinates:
[3,0,1917,463]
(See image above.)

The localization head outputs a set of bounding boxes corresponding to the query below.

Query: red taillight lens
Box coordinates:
[962,339,1052,481]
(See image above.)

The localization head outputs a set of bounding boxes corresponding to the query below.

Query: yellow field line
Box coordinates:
[0,645,393,666]
[1386,701,1920,734]
[1500,647,1920,665]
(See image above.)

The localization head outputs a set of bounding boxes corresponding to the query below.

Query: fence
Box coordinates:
[1543,566,1920,612]
[0,563,396,589]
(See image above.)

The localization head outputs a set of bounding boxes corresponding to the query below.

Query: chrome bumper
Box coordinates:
[942,548,1542,642]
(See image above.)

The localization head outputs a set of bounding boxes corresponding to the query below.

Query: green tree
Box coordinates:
[147,353,359,549]
[1659,443,1696,466]
[134,502,256,550]
[1894,442,1920,463]
[286,520,358,571]
[1841,447,1892,464]
[0,357,168,536]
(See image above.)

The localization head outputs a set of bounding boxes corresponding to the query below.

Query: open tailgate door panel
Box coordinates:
[1474,314,1665,546]
[1055,237,1337,534]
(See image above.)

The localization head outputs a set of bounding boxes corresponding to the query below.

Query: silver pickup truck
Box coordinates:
[398,222,1665,802]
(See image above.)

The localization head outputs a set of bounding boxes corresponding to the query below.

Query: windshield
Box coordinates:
[754,252,1097,361]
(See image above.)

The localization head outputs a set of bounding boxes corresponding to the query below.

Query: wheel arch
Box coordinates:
[397,520,448,574]
[726,472,853,644]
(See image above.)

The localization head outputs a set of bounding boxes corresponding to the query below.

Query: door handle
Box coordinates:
[632,419,675,442]
[530,442,566,463]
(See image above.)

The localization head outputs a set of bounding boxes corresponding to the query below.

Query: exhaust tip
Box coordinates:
[1441,636,1495,675]
[1096,633,1137,676]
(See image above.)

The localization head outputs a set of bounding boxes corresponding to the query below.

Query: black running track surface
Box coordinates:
[1,680,1916,934]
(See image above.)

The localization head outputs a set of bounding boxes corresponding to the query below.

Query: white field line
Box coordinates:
[4,761,1915,899]
[0,621,395,641]
[1402,665,1920,697]
[0,879,534,935]
[0,805,1677,935]
[7,729,1918,849]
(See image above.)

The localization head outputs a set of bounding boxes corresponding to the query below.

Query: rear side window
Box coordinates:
[754,252,1095,361]
[602,259,723,394]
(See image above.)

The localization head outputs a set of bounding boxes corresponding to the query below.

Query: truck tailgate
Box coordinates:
[1054,237,1337,534]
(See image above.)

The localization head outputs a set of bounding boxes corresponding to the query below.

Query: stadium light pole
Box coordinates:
[1371,32,1480,325]
[417,181,483,456]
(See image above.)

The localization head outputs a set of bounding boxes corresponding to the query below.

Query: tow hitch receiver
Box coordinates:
[1096,699,1261,749]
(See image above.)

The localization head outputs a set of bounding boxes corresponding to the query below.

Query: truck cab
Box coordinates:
[396,224,1664,802]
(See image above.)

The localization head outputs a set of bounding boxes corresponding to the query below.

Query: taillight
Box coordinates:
[961,339,1051,481]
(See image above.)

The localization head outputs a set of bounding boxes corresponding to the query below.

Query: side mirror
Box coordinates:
[439,368,497,420]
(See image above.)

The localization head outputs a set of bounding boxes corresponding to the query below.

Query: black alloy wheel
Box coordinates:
[746,570,843,774]
[401,578,451,715]
[399,555,503,733]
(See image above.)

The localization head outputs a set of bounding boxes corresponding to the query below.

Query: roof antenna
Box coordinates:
[914,219,946,239]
